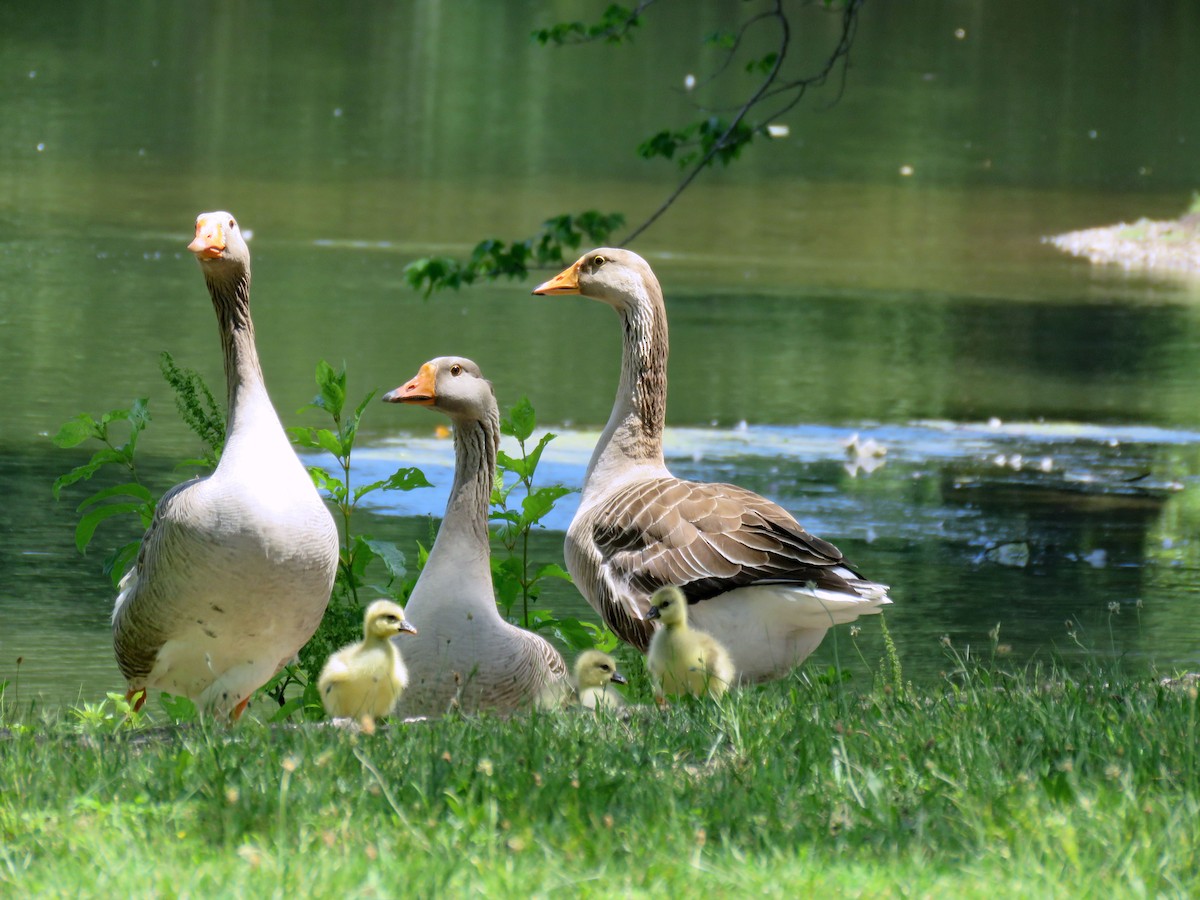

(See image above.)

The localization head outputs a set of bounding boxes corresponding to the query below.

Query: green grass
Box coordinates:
[2,657,1198,897]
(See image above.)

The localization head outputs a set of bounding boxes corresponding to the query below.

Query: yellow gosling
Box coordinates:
[646,585,734,702]
[318,600,417,725]
[574,650,627,711]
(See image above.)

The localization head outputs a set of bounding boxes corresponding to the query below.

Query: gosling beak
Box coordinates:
[187,216,225,259]
[645,605,661,621]
[610,672,628,685]
[398,620,418,636]
[531,260,581,295]
[383,362,437,406]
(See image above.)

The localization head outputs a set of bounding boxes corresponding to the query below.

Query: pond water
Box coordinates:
[3,0,1200,706]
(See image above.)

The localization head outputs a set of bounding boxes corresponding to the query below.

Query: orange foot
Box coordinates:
[125,687,147,711]
[230,696,250,721]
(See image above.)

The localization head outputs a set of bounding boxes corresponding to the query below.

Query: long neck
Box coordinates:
[205,267,285,458]
[585,289,669,487]
[206,268,265,419]
[429,410,498,563]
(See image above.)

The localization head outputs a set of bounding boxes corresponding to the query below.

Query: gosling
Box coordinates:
[646,585,735,702]
[574,650,628,711]
[318,600,418,725]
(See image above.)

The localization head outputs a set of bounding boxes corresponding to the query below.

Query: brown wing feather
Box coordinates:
[587,476,868,648]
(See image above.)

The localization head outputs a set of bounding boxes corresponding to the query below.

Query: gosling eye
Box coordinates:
[450,364,463,376]
[592,255,606,268]
[599,663,611,672]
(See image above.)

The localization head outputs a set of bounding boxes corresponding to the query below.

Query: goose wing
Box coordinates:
[588,475,872,646]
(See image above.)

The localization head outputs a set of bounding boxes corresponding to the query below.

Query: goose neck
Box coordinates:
[437,413,498,553]
[208,271,268,424]
[586,294,669,485]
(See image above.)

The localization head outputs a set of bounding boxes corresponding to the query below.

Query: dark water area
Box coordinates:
[3,1,1200,705]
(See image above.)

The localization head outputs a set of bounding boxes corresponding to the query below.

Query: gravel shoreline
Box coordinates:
[1046,214,1200,275]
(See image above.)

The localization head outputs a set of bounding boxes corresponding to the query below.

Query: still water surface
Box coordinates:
[4,1,1200,706]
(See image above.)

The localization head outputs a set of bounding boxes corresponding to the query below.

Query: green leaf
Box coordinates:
[159,692,197,722]
[533,562,573,583]
[99,408,132,427]
[53,460,106,499]
[495,449,529,480]
[520,485,572,528]
[52,415,99,449]
[746,51,779,75]
[363,539,407,581]
[377,467,433,493]
[76,502,145,554]
[314,428,345,459]
[638,129,680,161]
[103,540,141,586]
[287,426,322,450]
[552,617,600,650]
[270,695,306,723]
[490,555,524,616]
[312,360,347,416]
[524,432,557,479]
[77,482,155,512]
[346,390,377,446]
[501,396,536,441]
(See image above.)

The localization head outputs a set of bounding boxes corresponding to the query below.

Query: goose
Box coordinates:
[382,356,569,715]
[646,585,735,701]
[111,212,339,718]
[573,649,627,711]
[532,248,891,683]
[318,599,418,723]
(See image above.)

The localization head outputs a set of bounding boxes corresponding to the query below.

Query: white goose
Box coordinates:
[112,212,339,717]
[533,248,891,683]
[383,356,568,715]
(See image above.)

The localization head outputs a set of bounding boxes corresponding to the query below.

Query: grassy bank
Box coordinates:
[2,655,1198,897]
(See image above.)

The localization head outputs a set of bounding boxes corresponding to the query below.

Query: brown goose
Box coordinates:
[383,356,568,715]
[532,249,891,683]
[111,212,339,717]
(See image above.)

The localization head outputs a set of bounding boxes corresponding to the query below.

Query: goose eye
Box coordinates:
[228,218,236,229]
[450,364,463,376]
[592,255,606,268]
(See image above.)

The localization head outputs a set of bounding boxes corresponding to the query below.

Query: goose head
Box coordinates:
[188,210,250,275]
[532,248,660,314]
[646,584,689,627]
[382,356,495,422]
[363,599,418,640]
[574,650,627,690]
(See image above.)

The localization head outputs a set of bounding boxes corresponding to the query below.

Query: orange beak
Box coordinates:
[531,260,581,295]
[187,216,225,259]
[382,362,437,406]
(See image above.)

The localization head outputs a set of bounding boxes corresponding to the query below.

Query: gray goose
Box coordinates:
[383,356,568,715]
[532,248,891,683]
[111,211,339,717]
